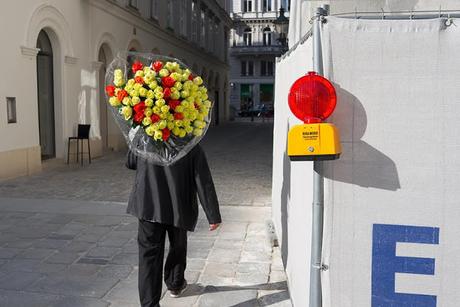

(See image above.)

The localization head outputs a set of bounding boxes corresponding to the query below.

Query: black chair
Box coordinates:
[67,124,91,165]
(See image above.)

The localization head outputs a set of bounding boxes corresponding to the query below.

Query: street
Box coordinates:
[0,121,291,307]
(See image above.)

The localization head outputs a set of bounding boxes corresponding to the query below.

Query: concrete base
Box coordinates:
[0,146,42,180]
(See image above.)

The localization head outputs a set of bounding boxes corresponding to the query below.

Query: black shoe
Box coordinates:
[169,280,187,298]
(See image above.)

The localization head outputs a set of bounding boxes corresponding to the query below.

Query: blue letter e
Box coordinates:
[372,224,439,307]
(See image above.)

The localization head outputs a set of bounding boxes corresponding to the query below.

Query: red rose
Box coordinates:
[135,76,144,84]
[168,100,180,110]
[174,112,184,120]
[162,76,176,88]
[133,101,146,114]
[188,74,194,81]
[152,61,163,72]
[133,112,145,124]
[151,114,161,123]
[105,85,116,97]
[132,61,144,74]
[163,88,171,99]
[117,89,128,102]
[162,128,171,141]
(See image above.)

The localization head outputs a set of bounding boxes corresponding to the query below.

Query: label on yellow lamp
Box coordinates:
[288,123,341,161]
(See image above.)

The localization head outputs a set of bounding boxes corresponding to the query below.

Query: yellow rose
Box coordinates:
[156,99,166,107]
[193,76,203,85]
[127,79,135,86]
[176,106,184,113]
[194,120,204,128]
[109,96,121,107]
[144,108,153,117]
[145,98,154,107]
[148,81,158,90]
[185,126,193,133]
[161,105,170,113]
[170,72,181,81]
[155,92,164,100]
[132,96,141,105]
[133,83,142,90]
[135,70,144,77]
[204,100,212,108]
[153,106,161,114]
[143,66,152,74]
[174,120,183,127]
[122,97,131,106]
[139,88,148,97]
[159,69,169,77]
[167,122,175,130]
[197,114,204,121]
[121,106,132,120]
[179,129,187,138]
[154,130,163,141]
[174,82,183,90]
[114,78,124,87]
[158,120,167,130]
[130,90,139,97]
[114,69,123,77]
[181,90,189,98]
[147,90,155,99]
[183,81,193,90]
[172,127,181,136]
[145,125,155,136]
[193,128,203,136]
[142,117,152,126]
[181,101,190,108]
[171,92,181,100]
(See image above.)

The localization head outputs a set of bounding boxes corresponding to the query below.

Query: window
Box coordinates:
[243,28,252,46]
[263,27,272,46]
[192,0,198,41]
[129,0,138,8]
[180,0,187,36]
[167,0,174,29]
[241,61,254,76]
[150,0,158,19]
[281,0,291,11]
[243,0,252,12]
[261,61,274,76]
[200,7,206,48]
[6,97,17,124]
[262,0,272,11]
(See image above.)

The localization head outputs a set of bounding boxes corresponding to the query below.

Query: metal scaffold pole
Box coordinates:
[309,5,329,307]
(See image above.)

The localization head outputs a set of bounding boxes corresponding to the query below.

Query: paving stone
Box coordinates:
[15,248,55,260]
[258,290,292,306]
[45,251,81,264]
[0,289,60,307]
[110,252,138,265]
[0,247,22,259]
[103,278,138,302]
[213,239,244,250]
[33,238,72,250]
[86,246,121,259]
[197,288,258,307]
[78,257,110,265]
[0,271,44,290]
[49,296,110,307]
[240,250,272,263]
[186,258,206,271]
[59,241,95,253]
[97,264,134,279]
[65,263,103,276]
[29,274,120,298]
[0,259,67,274]
[207,248,241,263]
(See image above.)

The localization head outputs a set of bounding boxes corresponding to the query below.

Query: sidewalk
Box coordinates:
[0,122,291,307]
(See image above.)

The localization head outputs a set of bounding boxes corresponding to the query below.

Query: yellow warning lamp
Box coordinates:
[287,71,341,161]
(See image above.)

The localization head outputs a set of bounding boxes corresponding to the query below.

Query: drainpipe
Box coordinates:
[310,5,329,307]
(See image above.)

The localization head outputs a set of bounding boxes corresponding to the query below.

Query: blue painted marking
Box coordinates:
[372,224,439,307]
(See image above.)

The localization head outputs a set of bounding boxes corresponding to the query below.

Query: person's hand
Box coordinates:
[209,223,220,231]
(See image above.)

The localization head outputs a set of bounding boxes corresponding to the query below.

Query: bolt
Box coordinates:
[308,147,315,152]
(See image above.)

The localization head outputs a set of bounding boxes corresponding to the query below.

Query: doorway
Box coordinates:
[98,47,109,152]
[36,30,56,160]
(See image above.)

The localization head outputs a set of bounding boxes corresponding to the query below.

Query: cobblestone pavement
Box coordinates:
[0,122,291,307]
[0,121,273,206]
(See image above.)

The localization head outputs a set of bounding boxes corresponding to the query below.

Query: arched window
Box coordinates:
[263,27,272,46]
[243,28,252,46]
[281,0,290,11]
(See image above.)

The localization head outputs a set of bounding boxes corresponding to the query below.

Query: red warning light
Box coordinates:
[288,72,337,123]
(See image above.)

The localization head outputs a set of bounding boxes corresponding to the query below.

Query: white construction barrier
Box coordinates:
[273,16,460,307]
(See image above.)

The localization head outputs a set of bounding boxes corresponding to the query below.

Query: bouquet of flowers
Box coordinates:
[105,52,213,165]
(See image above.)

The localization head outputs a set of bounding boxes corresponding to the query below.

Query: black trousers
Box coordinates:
[137,220,187,307]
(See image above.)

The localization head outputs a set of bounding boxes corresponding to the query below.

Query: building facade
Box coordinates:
[0,0,232,180]
[229,0,290,116]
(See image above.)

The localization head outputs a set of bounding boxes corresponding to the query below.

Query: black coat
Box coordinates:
[125,145,221,231]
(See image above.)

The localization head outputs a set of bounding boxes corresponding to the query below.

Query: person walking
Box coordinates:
[126,144,221,307]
